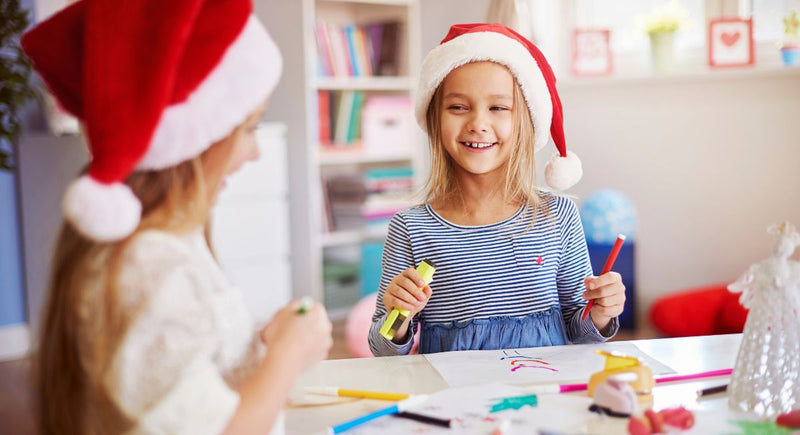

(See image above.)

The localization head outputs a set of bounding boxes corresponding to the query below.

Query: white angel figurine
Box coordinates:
[728,221,800,417]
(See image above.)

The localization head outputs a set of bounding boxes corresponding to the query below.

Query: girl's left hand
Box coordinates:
[583,272,626,330]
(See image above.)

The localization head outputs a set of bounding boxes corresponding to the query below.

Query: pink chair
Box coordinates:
[345,293,420,357]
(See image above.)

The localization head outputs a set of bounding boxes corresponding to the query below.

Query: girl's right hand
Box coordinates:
[383,267,432,316]
[260,300,332,375]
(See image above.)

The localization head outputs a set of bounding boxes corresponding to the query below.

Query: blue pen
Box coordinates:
[326,395,428,434]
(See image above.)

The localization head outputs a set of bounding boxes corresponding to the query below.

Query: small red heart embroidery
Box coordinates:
[537,256,543,264]
[721,31,740,47]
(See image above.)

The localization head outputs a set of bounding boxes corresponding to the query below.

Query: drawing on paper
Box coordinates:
[501,350,559,373]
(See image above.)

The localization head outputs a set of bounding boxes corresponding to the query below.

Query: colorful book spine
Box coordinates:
[318,90,331,145]
[344,25,361,77]
[315,19,334,77]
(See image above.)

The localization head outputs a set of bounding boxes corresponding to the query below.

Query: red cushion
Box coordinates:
[649,284,748,337]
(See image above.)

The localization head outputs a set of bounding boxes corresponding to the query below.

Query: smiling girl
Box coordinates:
[368,24,626,356]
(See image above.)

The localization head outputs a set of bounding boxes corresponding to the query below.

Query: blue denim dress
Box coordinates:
[418,306,569,354]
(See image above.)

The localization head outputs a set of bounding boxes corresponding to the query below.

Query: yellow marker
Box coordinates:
[304,386,410,401]
[379,259,436,340]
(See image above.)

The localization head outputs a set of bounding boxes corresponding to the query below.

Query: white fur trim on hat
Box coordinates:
[137,16,282,170]
[63,175,142,242]
[545,150,583,191]
[415,31,552,153]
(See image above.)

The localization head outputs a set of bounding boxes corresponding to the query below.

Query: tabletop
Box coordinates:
[285,334,744,434]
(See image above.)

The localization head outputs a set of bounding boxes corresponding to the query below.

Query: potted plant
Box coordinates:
[780,10,800,67]
[1,0,35,172]
[637,1,690,73]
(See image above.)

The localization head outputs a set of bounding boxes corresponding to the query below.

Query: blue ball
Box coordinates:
[579,190,637,244]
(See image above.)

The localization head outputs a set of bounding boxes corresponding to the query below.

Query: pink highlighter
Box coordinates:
[582,234,626,321]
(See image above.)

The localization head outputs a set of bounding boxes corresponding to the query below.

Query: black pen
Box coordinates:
[697,384,728,397]
[395,411,452,428]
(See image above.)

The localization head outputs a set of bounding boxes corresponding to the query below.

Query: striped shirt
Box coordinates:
[369,193,616,355]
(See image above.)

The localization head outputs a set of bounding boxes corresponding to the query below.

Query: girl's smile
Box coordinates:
[459,141,498,151]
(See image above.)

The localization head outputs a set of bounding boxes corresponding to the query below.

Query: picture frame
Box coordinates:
[571,29,613,76]
[708,18,754,68]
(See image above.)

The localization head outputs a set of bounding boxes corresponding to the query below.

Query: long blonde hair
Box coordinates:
[37,125,243,435]
[422,68,542,212]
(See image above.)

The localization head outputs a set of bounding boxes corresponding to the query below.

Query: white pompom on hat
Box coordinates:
[415,23,582,191]
[21,0,282,242]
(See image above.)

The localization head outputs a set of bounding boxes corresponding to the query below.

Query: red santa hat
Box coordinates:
[21,0,282,242]
[415,23,582,191]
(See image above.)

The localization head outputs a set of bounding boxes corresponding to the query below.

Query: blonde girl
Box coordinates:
[22,0,331,433]
[369,24,625,356]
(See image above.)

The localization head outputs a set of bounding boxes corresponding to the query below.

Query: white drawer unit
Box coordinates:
[212,123,291,325]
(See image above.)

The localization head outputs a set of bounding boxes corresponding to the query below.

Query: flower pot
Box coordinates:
[781,45,800,67]
[649,31,675,73]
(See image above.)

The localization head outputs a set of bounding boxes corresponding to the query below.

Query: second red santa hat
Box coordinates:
[415,23,582,191]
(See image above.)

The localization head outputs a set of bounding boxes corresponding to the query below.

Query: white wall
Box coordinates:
[18,133,88,338]
[560,72,800,318]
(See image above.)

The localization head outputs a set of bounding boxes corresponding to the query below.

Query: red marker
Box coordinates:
[582,234,626,320]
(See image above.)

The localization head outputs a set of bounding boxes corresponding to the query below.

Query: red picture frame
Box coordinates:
[708,18,754,68]
[571,29,612,76]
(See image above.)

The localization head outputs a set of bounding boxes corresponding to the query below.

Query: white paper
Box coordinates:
[347,383,600,434]
[424,342,675,388]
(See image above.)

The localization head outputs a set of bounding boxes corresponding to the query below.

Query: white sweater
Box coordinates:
[79,229,263,434]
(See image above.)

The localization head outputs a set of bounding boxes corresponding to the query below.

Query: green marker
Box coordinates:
[379,259,436,340]
[298,296,313,315]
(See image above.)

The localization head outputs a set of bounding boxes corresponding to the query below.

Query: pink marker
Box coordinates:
[523,368,734,394]
[583,234,626,320]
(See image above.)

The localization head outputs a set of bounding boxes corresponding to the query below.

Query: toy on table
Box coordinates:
[589,372,638,417]
[379,259,436,340]
[728,221,800,417]
[587,350,654,403]
[627,406,694,435]
[776,409,800,428]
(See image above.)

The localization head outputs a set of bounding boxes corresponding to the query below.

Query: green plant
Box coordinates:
[783,10,800,47]
[636,1,691,36]
[0,0,36,171]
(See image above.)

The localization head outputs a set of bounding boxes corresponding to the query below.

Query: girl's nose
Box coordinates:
[466,110,489,133]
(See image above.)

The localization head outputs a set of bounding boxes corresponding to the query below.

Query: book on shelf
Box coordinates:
[315,19,334,76]
[314,20,402,78]
[333,91,355,145]
[377,21,401,76]
[318,90,331,145]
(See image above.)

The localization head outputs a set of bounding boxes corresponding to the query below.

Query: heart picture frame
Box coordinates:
[708,18,754,68]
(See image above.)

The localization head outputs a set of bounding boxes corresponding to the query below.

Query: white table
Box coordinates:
[286,334,743,434]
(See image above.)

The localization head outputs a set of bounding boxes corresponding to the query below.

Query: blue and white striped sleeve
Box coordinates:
[368,212,417,356]
[556,198,619,343]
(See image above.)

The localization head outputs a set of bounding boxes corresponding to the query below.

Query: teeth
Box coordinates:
[463,142,495,148]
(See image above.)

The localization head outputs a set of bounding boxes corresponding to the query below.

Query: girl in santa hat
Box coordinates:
[22,0,331,433]
[369,24,626,356]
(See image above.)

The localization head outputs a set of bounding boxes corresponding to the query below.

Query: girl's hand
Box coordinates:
[583,272,626,331]
[383,267,432,316]
[260,299,332,375]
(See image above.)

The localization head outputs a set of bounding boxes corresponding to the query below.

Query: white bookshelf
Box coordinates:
[296,0,423,317]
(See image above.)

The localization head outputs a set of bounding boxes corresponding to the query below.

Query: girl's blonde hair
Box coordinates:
[37,124,244,434]
[422,67,542,212]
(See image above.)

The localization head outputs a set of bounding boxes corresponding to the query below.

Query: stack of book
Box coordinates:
[323,166,415,233]
[314,20,402,78]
